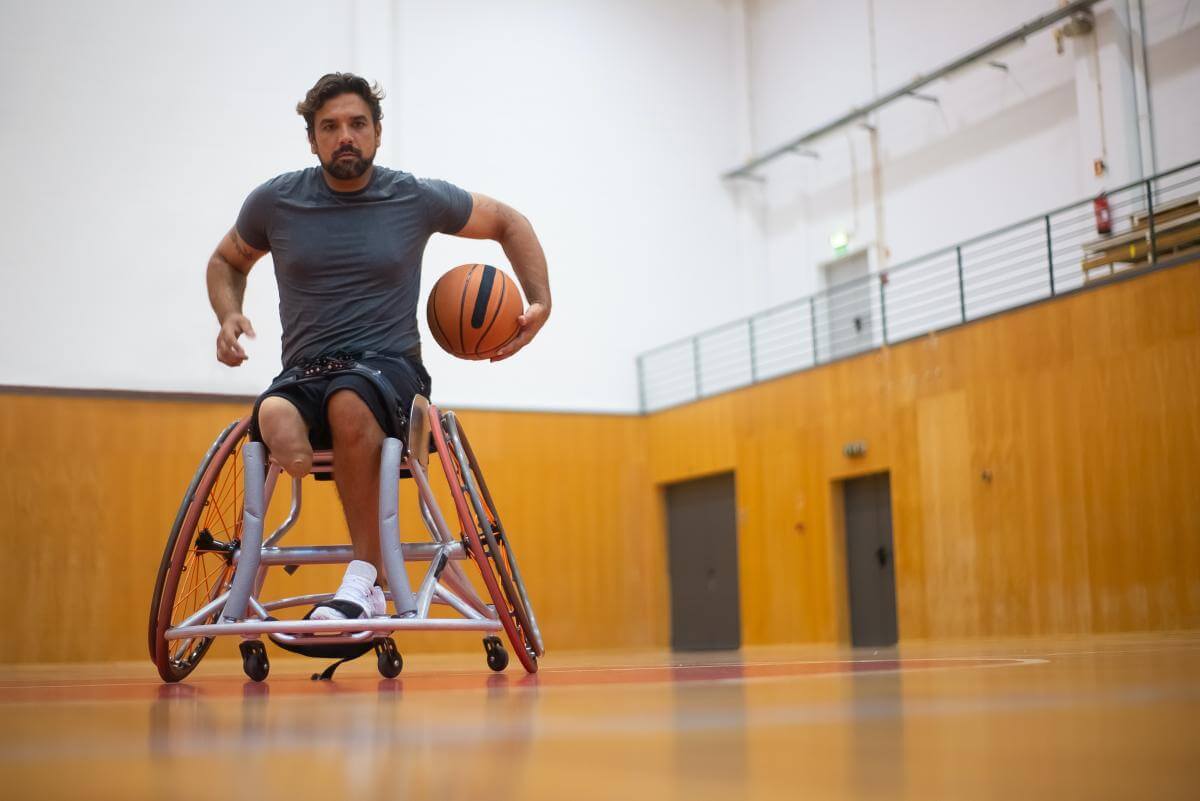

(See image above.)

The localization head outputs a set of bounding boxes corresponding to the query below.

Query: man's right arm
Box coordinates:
[207,227,267,367]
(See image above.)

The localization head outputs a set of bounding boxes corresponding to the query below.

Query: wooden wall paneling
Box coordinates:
[647,394,737,485]
[0,396,250,662]
[915,391,980,639]
[0,398,667,663]
[887,402,925,640]
[3,262,1198,665]
[1162,340,1200,626]
[735,381,814,646]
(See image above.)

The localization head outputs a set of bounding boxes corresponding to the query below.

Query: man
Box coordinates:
[206,72,550,622]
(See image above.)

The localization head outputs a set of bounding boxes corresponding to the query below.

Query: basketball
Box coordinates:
[427,263,524,360]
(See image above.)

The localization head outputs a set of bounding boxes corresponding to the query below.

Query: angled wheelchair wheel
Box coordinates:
[148,417,249,682]
[429,406,542,674]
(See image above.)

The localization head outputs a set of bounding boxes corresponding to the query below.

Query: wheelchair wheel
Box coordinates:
[429,407,542,674]
[149,417,249,682]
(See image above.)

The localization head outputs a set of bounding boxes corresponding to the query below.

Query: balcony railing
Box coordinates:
[637,159,1200,412]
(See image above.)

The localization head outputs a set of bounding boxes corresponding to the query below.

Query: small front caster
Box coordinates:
[483,635,509,672]
[239,641,269,682]
[375,637,403,678]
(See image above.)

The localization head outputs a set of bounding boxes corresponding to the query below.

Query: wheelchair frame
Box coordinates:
[148,395,544,682]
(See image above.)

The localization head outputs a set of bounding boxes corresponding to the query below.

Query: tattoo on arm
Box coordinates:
[229,229,255,261]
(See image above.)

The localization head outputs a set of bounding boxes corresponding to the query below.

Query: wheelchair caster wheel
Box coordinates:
[239,641,269,682]
[375,638,403,679]
[483,636,509,672]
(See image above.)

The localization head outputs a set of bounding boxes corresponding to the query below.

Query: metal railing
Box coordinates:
[638,158,1200,412]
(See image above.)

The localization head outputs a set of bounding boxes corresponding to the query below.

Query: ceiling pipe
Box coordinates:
[724,0,1105,180]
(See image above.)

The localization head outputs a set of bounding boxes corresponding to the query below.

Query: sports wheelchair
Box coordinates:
[147,392,543,682]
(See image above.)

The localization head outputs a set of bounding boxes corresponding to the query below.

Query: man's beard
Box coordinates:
[323,148,374,180]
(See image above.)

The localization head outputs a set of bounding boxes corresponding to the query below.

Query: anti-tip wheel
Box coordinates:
[240,641,270,682]
[375,638,403,678]
[483,636,509,672]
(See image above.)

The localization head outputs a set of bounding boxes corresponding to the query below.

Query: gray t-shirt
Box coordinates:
[235,166,473,368]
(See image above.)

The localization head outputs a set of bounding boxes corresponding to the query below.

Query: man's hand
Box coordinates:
[207,226,266,367]
[491,302,549,362]
[216,313,256,366]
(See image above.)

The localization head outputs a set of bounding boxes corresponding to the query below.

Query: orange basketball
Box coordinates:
[426,264,524,360]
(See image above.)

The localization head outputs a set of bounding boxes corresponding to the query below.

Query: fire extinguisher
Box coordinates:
[1093,193,1112,235]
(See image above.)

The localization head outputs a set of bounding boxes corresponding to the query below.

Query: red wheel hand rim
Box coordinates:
[428,404,538,673]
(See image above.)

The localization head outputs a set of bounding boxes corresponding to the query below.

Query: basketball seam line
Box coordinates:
[430,294,450,352]
[457,264,476,356]
[493,326,520,353]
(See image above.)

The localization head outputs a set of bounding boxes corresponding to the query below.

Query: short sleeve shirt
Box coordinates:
[235,166,473,368]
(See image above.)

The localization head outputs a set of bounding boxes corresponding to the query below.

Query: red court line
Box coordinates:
[0,657,1034,704]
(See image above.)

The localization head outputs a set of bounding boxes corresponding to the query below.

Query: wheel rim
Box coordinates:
[153,418,249,680]
[429,406,539,673]
[453,421,544,657]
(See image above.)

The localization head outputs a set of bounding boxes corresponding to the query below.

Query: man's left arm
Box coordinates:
[453,193,551,361]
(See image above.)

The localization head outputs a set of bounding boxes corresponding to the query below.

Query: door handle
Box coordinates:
[875,546,889,568]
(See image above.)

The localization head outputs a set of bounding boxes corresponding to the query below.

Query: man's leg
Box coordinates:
[257,396,313,478]
[326,389,385,570]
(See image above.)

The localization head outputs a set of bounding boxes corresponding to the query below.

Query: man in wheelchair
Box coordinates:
[205,72,551,624]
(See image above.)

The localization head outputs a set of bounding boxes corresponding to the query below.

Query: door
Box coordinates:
[821,250,872,360]
[843,472,898,647]
[665,472,741,651]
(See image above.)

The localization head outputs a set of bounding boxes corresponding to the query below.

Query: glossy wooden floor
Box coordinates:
[2,633,1197,800]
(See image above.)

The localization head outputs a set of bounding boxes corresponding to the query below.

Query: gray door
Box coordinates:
[666,472,741,651]
[843,473,898,647]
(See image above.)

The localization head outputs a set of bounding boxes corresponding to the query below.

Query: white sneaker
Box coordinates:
[310,560,381,621]
[370,585,388,616]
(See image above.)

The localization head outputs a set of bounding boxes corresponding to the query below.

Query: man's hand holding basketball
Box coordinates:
[454,193,551,362]
[491,302,549,362]
[216,313,256,367]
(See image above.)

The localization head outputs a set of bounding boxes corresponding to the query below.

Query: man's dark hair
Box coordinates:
[296,72,385,135]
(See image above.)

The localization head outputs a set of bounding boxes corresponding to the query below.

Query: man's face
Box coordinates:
[309,93,381,180]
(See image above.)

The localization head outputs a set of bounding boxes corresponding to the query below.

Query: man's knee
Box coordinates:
[327,389,383,447]
[258,396,313,478]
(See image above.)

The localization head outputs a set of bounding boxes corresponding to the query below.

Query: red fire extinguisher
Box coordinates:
[1093,192,1112,235]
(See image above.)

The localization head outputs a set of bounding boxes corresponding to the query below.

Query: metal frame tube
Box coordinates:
[169,617,502,639]
[411,457,491,616]
[176,591,232,629]
[242,542,467,567]
[378,437,416,615]
[413,544,454,618]
[263,476,303,548]
[220,441,267,622]
[434,584,489,621]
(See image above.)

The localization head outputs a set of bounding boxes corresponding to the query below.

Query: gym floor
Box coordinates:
[2,633,1197,800]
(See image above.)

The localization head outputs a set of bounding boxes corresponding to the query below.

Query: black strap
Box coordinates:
[306,598,369,620]
[252,355,414,444]
[312,657,357,681]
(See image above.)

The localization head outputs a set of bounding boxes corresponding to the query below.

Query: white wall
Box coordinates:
[4,1,1196,412]
[0,0,748,413]
[738,0,1200,310]
[1145,0,1200,171]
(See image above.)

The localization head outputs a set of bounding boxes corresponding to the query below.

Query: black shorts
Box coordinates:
[250,353,432,450]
